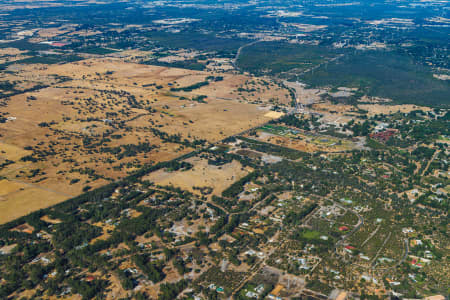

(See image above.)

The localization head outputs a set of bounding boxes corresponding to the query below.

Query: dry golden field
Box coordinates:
[250,130,357,153]
[357,104,431,116]
[144,156,251,196]
[0,58,289,223]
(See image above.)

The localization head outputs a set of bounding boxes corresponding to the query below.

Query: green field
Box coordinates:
[302,230,321,240]
[259,124,301,137]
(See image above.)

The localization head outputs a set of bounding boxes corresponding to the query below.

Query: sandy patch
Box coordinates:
[264,111,285,119]
[358,104,431,116]
[433,74,450,80]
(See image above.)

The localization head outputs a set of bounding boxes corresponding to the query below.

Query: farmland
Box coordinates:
[0,58,290,222]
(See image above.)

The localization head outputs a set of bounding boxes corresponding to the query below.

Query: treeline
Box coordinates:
[239,137,308,160]
[346,120,371,136]
[276,114,310,130]
[210,213,251,238]
[68,278,109,300]
[170,80,209,92]
[52,222,101,251]
[222,171,259,198]
[133,254,165,283]
[158,279,188,300]
[212,195,250,213]
[127,151,198,179]
[151,128,207,148]
[170,76,223,92]
[412,146,435,160]
[283,203,318,226]
[0,84,49,100]
[100,142,156,160]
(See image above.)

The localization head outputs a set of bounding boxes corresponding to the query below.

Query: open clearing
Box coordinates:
[0,179,67,224]
[0,179,27,196]
[358,104,431,116]
[144,156,251,196]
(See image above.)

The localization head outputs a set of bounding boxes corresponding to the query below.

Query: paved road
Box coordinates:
[398,238,409,266]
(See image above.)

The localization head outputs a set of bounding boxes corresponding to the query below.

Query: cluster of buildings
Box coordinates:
[369,128,398,142]
[244,284,265,298]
